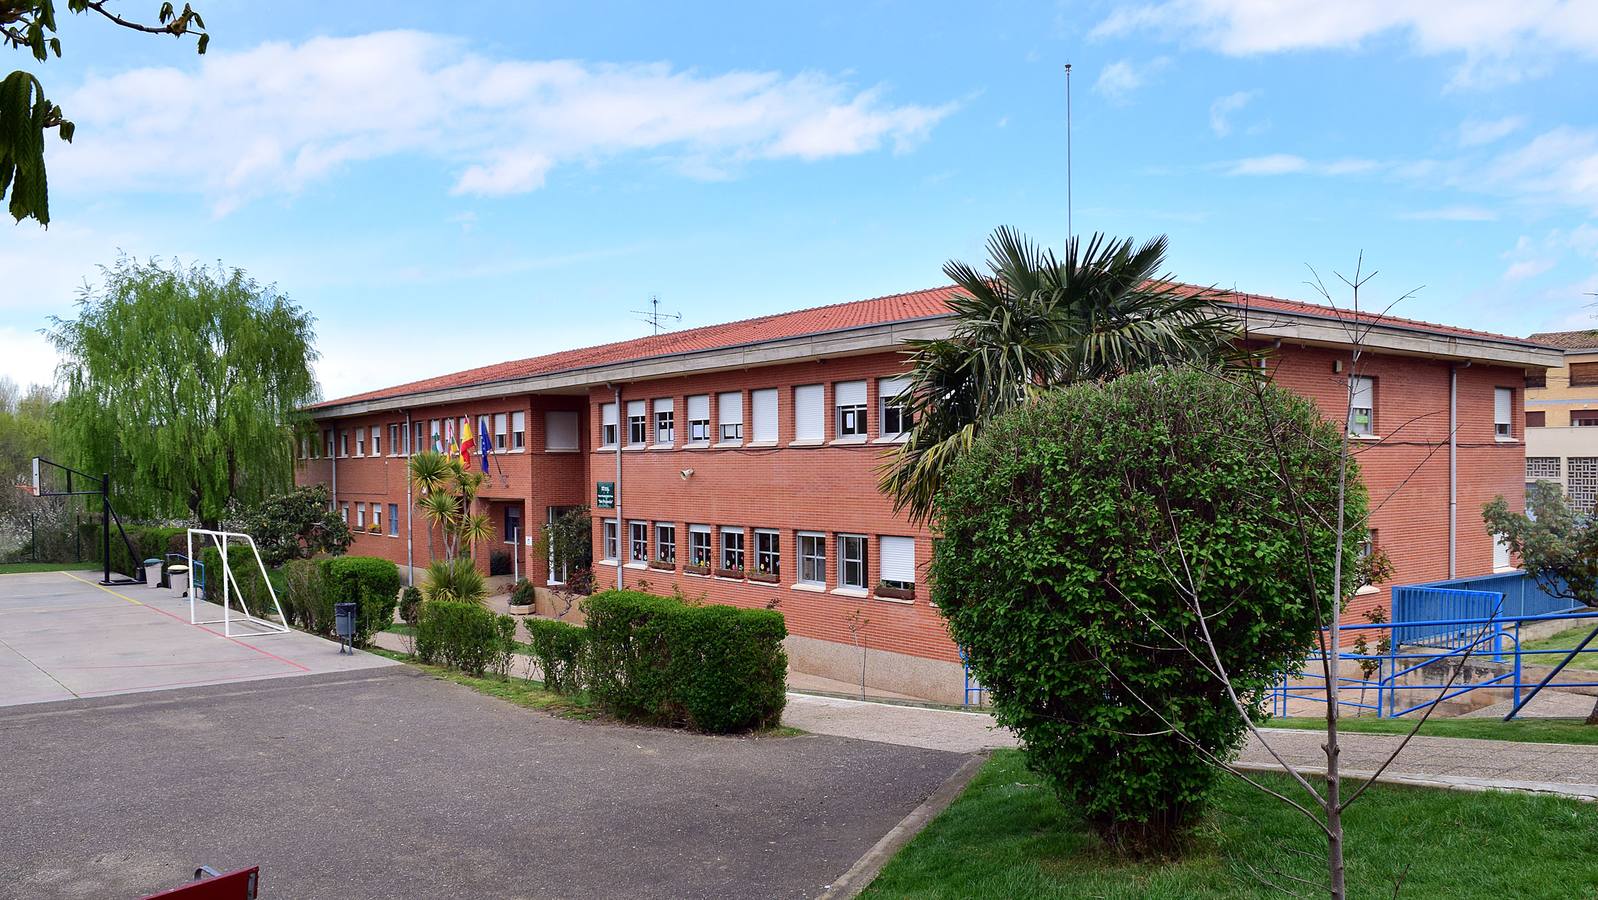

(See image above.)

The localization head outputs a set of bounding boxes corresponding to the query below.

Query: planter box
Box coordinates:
[747,571,780,584]
[507,603,533,616]
[648,560,676,572]
[714,568,746,580]
[875,584,916,601]
[683,563,710,576]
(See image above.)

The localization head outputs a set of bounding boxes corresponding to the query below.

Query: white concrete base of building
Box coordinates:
[783,634,970,706]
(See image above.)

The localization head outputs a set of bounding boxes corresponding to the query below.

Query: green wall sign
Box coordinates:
[596,481,615,509]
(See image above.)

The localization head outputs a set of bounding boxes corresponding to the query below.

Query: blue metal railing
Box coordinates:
[1270,608,1598,719]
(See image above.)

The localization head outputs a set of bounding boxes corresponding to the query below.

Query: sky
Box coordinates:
[6,0,1598,402]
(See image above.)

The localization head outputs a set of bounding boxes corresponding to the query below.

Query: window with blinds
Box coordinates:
[879,376,911,438]
[794,384,824,442]
[1348,376,1375,436]
[879,536,916,589]
[627,399,648,446]
[687,394,711,443]
[600,402,618,447]
[1494,387,1513,438]
[751,388,778,442]
[545,411,578,451]
[836,380,867,439]
[654,398,674,444]
[1571,362,1598,387]
[717,392,743,442]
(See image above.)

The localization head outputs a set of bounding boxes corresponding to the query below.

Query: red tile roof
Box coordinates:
[312,283,1543,410]
[1527,329,1598,350]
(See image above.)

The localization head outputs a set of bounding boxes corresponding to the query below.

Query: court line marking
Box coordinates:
[60,571,309,674]
[0,633,80,700]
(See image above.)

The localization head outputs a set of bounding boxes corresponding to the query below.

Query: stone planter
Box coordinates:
[507,602,533,616]
[875,584,915,601]
[748,571,779,584]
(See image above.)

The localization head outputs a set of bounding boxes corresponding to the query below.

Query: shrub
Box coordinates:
[489,549,512,576]
[422,557,487,605]
[198,544,280,619]
[508,578,536,607]
[399,585,423,627]
[320,556,401,647]
[931,368,1364,855]
[235,484,352,567]
[283,558,331,634]
[525,617,586,693]
[581,589,787,732]
[417,599,516,676]
[101,525,188,582]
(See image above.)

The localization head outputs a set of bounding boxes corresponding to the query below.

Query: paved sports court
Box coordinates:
[0,570,393,706]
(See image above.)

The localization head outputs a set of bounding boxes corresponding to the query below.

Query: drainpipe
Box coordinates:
[611,384,624,590]
[330,422,338,511]
[404,410,414,587]
[1449,362,1471,578]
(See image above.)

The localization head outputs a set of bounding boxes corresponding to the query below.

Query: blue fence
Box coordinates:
[1391,570,1581,647]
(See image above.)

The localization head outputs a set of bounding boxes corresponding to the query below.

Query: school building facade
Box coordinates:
[297,286,1560,703]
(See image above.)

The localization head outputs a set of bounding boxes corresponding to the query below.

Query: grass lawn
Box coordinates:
[863,749,1598,899]
[366,647,597,719]
[0,561,100,574]
[1521,622,1598,671]
[1263,715,1598,745]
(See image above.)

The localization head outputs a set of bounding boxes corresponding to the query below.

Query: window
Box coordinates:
[1493,534,1512,571]
[798,532,826,586]
[600,402,619,448]
[339,430,349,457]
[656,523,676,564]
[1526,410,1547,428]
[355,428,366,457]
[720,527,745,572]
[687,394,711,443]
[794,384,824,442]
[1348,376,1375,436]
[413,422,425,456]
[324,429,334,458]
[428,419,441,453]
[388,503,399,537]
[547,505,578,583]
[543,410,578,452]
[602,519,619,561]
[512,411,527,450]
[356,503,366,529]
[836,380,867,439]
[387,424,400,456]
[493,413,508,452]
[1574,411,1598,427]
[626,521,648,563]
[689,524,712,567]
[654,398,675,445]
[1571,362,1598,387]
[504,505,522,544]
[300,436,310,459]
[1495,387,1514,439]
[371,503,381,534]
[1357,531,1376,589]
[1526,373,1547,389]
[751,389,778,443]
[755,529,780,577]
[838,534,867,590]
[371,425,381,457]
[879,536,916,590]
[879,376,911,439]
[341,503,349,523]
[718,391,743,442]
[627,400,648,446]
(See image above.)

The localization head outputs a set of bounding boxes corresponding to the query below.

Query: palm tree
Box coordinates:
[880,226,1235,522]
[458,512,495,563]
[418,490,460,558]
[407,450,453,561]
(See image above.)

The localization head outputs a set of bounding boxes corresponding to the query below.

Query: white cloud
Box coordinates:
[1093,1,1598,85]
[1225,154,1377,176]
[1397,206,1497,221]
[47,31,956,215]
[1504,258,1555,281]
[1208,89,1258,137]
[1480,128,1598,213]
[1459,115,1526,147]
[1093,57,1170,103]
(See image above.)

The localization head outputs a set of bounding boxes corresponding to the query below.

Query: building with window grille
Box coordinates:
[298,286,1558,702]
[1524,330,1598,513]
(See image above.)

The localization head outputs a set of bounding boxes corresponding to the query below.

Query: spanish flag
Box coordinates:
[459,417,475,465]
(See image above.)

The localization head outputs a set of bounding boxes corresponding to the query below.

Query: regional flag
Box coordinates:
[459,417,475,465]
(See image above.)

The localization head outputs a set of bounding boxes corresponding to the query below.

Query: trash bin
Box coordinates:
[334,602,358,654]
[169,564,190,599]
[143,559,163,589]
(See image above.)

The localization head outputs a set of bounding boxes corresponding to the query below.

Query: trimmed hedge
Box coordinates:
[95,525,187,582]
[525,617,586,693]
[320,556,401,648]
[581,590,787,733]
[417,600,516,676]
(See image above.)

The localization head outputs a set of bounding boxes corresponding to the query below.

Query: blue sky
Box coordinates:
[6,1,1598,400]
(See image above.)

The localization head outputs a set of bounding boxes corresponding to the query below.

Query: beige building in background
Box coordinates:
[1525,329,1598,511]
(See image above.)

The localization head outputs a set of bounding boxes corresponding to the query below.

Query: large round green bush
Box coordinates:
[931,367,1365,854]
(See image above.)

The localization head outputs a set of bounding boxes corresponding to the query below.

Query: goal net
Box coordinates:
[186,529,290,637]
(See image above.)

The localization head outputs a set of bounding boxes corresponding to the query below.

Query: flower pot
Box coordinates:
[507,602,533,616]
[875,584,915,601]
[714,567,745,580]
[748,571,779,584]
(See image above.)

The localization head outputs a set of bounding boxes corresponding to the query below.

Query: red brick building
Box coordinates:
[297,287,1559,702]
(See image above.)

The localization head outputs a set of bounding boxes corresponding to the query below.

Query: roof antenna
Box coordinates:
[631,293,682,336]
[1065,62,1073,249]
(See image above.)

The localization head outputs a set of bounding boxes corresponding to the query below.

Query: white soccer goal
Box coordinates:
[186,528,290,637]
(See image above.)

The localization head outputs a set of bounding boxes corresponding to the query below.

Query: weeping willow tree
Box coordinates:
[47,257,319,525]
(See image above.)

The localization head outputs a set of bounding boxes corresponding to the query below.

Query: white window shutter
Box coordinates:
[880,536,916,583]
[688,394,709,421]
[654,397,674,414]
[601,403,618,426]
[1350,377,1373,410]
[1495,388,1512,425]
[794,385,824,441]
[836,380,866,406]
[546,411,578,451]
[878,376,910,400]
[627,400,645,419]
[718,392,742,425]
[752,388,778,441]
